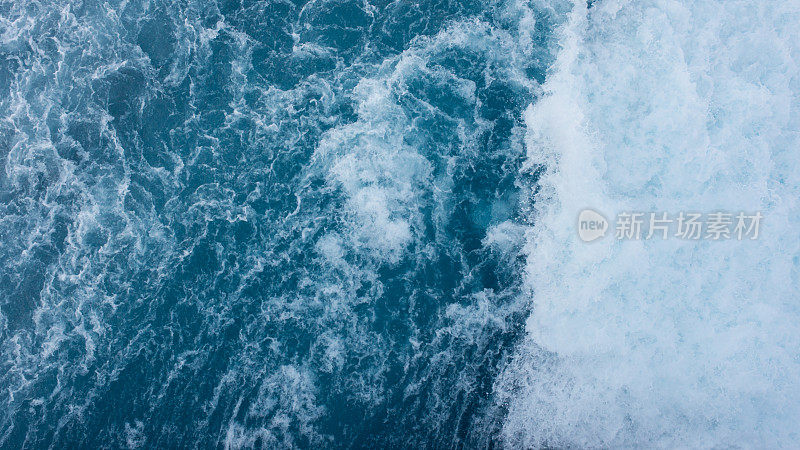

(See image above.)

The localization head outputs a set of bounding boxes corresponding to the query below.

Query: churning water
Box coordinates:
[1,0,799,447]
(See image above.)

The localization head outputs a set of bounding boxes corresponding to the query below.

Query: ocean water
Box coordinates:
[498,0,800,448]
[1,0,798,448]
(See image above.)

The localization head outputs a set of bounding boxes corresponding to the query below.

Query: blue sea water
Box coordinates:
[3,0,800,447]
[0,0,569,446]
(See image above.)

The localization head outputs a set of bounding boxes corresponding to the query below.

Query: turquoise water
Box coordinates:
[4,0,800,447]
[0,0,568,446]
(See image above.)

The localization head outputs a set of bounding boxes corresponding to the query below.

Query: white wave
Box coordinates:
[311,18,542,264]
[500,0,800,447]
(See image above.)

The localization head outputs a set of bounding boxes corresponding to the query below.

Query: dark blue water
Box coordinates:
[0,0,567,446]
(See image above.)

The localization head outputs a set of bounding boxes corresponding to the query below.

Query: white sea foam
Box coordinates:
[500,0,800,447]
[312,18,542,265]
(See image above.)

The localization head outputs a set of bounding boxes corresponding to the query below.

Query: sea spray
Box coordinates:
[499,0,800,447]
